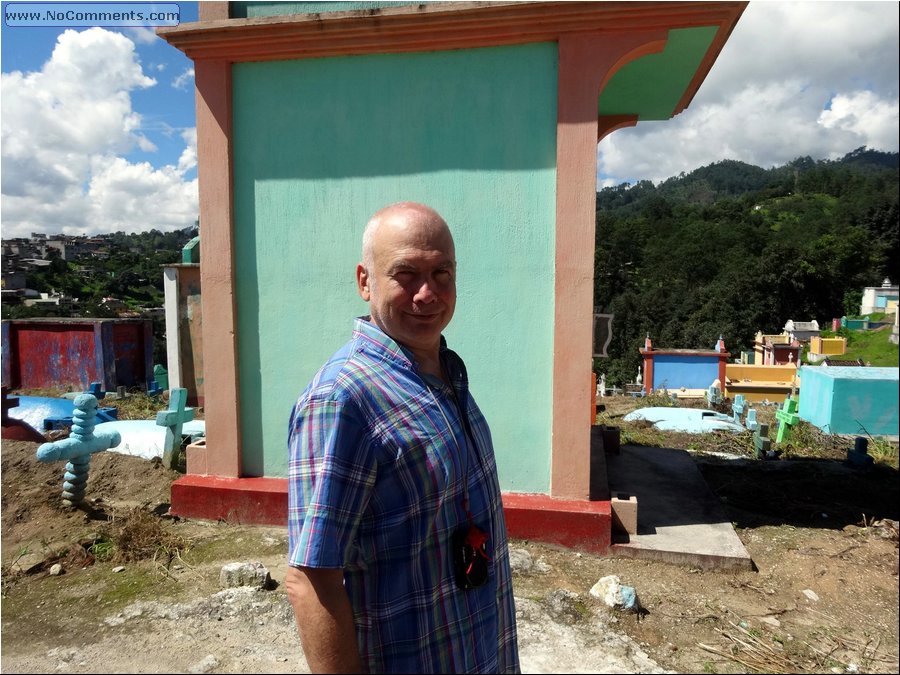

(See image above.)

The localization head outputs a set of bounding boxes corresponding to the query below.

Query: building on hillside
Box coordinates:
[753,330,801,365]
[783,319,820,342]
[860,278,899,316]
[1,271,26,291]
[159,0,748,551]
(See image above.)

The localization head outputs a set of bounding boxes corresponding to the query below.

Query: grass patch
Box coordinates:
[184,531,285,566]
[843,328,899,367]
[866,437,899,469]
[98,507,190,564]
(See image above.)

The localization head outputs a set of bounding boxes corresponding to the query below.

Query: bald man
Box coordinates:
[286,203,519,674]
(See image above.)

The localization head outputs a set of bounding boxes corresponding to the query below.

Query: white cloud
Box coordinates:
[172,67,194,91]
[177,128,198,174]
[598,2,899,185]
[1,28,198,237]
[818,91,900,151]
[87,157,198,232]
[125,26,159,45]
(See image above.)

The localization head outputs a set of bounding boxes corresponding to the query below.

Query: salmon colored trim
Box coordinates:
[642,352,655,395]
[195,60,242,478]
[159,2,747,64]
[598,114,639,142]
[199,2,229,22]
[553,30,667,500]
[673,8,748,115]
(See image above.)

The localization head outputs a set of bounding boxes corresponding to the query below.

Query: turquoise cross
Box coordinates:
[156,388,195,469]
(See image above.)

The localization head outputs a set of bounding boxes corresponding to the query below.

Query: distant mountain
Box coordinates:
[597,148,898,212]
[593,148,898,387]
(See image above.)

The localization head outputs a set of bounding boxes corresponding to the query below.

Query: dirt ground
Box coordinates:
[1,412,898,674]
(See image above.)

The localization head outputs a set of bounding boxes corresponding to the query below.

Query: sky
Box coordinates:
[0,1,898,238]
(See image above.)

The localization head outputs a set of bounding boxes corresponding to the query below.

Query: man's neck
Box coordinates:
[412,349,445,383]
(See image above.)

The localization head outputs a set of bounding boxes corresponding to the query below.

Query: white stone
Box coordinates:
[219,561,271,589]
[188,655,219,674]
[802,589,819,602]
[49,563,63,576]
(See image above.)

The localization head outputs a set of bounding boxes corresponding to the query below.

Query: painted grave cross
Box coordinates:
[753,423,771,459]
[745,408,758,432]
[156,388,194,469]
[774,395,800,443]
[36,394,121,506]
[732,394,747,425]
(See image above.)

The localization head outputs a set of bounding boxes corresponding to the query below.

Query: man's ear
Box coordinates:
[357,263,371,301]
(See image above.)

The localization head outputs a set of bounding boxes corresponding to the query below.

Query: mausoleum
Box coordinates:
[159,0,746,552]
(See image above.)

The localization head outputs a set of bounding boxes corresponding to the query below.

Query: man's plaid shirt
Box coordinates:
[288,318,519,673]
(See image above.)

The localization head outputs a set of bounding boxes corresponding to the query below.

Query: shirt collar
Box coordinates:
[352,316,449,369]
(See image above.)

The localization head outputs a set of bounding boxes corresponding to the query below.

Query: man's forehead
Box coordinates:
[383,248,456,269]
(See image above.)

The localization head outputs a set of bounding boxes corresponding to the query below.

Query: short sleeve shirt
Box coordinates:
[287,318,519,674]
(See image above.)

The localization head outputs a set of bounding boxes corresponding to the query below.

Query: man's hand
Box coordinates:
[286,566,363,673]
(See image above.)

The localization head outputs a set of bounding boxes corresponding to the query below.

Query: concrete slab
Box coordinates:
[606,444,753,570]
[623,407,745,433]
[95,419,206,460]
[6,396,75,431]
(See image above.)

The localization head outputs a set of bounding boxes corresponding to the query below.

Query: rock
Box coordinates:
[760,616,781,628]
[49,563,63,576]
[508,548,534,574]
[590,575,638,612]
[219,561,271,590]
[112,566,126,573]
[802,589,819,602]
[9,551,46,575]
[188,655,219,673]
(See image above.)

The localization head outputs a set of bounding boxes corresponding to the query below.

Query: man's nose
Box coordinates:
[413,279,437,303]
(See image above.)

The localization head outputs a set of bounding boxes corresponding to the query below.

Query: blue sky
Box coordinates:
[1,1,898,237]
[1,1,200,237]
[2,2,198,173]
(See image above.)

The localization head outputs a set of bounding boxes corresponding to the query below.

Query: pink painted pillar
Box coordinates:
[552,31,666,499]
[194,59,242,478]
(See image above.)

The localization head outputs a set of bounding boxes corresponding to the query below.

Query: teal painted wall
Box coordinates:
[232,43,558,493]
[798,366,899,436]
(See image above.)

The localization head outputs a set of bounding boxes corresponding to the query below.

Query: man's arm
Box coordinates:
[285,565,363,674]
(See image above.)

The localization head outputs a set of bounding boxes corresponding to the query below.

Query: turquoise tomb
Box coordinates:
[798,366,899,437]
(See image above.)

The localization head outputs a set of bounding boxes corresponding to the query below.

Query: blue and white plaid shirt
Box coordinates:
[288,318,519,674]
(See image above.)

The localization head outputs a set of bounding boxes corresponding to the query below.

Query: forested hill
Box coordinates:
[594,147,899,386]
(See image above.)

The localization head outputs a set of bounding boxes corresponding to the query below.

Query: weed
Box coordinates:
[100,507,190,563]
[701,661,718,674]
[777,421,844,460]
[0,545,31,597]
[88,538,116,562]
[865,437,899,469]
[634,390,679,409]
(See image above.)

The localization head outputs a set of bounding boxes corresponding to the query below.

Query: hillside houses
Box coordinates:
[1,229,194,318]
